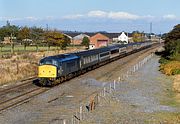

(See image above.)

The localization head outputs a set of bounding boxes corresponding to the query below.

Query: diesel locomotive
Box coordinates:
[38,41,154,86]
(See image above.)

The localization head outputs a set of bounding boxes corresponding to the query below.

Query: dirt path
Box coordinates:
[82,56,180,124]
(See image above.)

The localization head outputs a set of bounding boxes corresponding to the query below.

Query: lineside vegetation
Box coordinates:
[159,24,180,75]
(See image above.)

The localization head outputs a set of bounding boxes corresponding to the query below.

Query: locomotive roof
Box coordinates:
[41,53,79,62]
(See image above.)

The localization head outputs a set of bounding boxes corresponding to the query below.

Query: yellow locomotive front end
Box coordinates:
[38,65,57,78]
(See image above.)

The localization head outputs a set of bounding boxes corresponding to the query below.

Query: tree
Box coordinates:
[45,30,70,50]
[17,26,31,50]
[30,26,45,51]
[0,21,19,41]
[165,24,180,43]
[164,24,180,60]
[30,26,44,43]
[132,31,143,42]
[81,36,90,48]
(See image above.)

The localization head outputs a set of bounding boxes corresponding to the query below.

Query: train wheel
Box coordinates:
[61,77,65,82]
[39,78,46,86]
[39,78,52,87]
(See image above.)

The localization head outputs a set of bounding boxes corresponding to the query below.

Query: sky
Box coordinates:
[0,0,180,33]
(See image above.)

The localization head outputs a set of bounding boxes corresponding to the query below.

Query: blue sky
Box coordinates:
[0,0,180,33]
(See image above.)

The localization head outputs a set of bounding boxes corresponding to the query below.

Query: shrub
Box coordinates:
[172,69,180,75]
[160,61,180,75]
[159,57,169,64]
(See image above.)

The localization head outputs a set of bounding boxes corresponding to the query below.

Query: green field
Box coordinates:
[0,45,84,56]
[0,45,62,55]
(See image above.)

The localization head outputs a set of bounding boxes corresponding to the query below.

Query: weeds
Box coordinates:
[0,47,83,85]
[160,61,180,75]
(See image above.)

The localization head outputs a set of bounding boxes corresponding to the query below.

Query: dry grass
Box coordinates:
[0,47,84,85]
[173,75,180,93]
[150,112,180,124]
[160,61,180,75]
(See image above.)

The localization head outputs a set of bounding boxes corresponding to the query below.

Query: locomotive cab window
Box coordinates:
[39,59,58,67]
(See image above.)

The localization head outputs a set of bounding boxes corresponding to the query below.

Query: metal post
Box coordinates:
[113,80,116,89]
[80,106,82,120]
[118,77,121,83]
[110,83,112,93]
[72,115,74,124]
[104,87,106,97]
[63,119,66,124]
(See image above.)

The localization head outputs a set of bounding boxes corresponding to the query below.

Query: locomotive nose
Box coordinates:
[38,65,57,78]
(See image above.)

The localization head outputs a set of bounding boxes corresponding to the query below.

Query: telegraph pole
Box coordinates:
[46,24,49,31]
[150,22,152,34]
[150,22,152,40]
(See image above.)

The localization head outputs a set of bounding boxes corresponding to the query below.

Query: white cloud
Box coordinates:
[88,10,107,18]
[108,11,139,20]
[163,14,177,19]
[62,14,84,19]
[61,11,180,22]
[0,16,40,21]
[87,10,140,20]
[25,16,39,21]
[0,17,22,21]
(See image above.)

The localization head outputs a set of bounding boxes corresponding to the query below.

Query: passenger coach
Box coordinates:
[38,41,154,86]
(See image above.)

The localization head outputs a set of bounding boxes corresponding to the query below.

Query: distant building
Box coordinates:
[63,34,73,41]
[89,44,96,50]
[3,37,16,44]
[89,33,110,49]
[113,32,129,44]
[22,39,33,45]
[72,34,90,45]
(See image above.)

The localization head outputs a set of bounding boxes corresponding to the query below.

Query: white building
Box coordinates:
[113,32,129,44]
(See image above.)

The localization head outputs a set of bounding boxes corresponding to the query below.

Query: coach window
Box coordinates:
[84,58,86,64]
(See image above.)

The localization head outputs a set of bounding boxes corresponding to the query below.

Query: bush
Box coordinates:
[160,61,180,75]
[172,69,180,75]
[159,57,169,64]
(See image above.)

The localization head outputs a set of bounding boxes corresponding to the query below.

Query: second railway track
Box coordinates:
[0,77,37,95]
[0,87,49,112]
[0,77,50,112]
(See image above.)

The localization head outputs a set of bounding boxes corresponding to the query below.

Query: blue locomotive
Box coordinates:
[38,41,154,86]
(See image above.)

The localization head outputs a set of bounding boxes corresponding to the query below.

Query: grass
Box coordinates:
[161,94,180,107]
[160,60,180,75]
[145,112,180,124]
[158,74,180,107]
[0,46,84,85]
[0,45,60,54]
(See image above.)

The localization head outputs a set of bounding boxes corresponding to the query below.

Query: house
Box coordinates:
[89,33,110,49]
[63,34,73,41]
[3,37,16,44]
[72,34,90,45]
[113,32,129,44]
[22,39,33,45]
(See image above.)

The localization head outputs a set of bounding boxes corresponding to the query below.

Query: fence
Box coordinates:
[48,53,154,124]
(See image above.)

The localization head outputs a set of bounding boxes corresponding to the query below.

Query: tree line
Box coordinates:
[163,24,180,61]
[0,21,71,51]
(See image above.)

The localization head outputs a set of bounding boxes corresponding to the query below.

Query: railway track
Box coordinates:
[0,77,50,112]
[0,87,49,112]
[0,77,37,95]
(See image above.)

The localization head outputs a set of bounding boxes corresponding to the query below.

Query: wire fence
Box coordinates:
[53,53,154,124]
